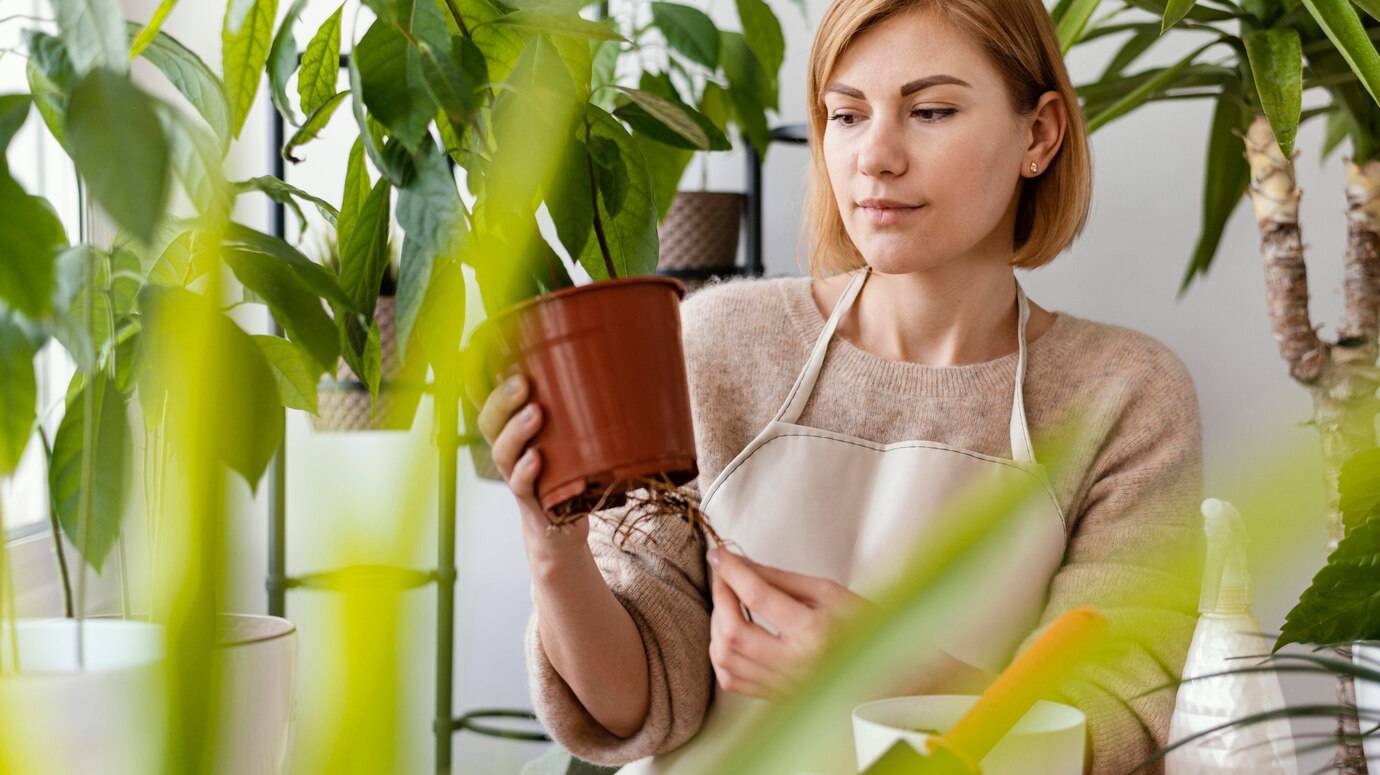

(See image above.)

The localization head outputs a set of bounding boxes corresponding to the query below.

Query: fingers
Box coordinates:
[709,570,783,699]
[478,370,527,444]
[737,554,841,606]
[709,549,812,632]
[490,397,542,480]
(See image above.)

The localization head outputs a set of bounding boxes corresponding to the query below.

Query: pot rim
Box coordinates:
[215,613,297,648]
[490,275,686,325]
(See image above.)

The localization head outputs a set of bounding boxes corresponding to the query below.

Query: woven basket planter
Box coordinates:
[313,295,415,432]
[657,190,746,293]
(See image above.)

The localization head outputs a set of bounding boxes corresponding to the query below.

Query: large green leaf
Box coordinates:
[1178,92,1250,296]
[395,135,465,359]
[298,4,344,116]
[222,224,355,309]
[224,247,340,374]
[338,180,393,314]
[1054,0,1100,53]
[576,105,659,279]
[222,0,278,137]
[235,175,340,229]
[736,0,784,78]
[1161,0,1199,32]
[1243,28,1302,158]
[49,246,114,372]
[651,1,720,69]
[355,17,434,152]
[490,10,625,41]
[66,68,170,243]
[50,373,129,573]
[1276,512,1380,648]
[0,94,31,161]
[253,334,321,413]
[24,31,77,150]
[346,41,417,185]
[1086,40,1220,132]
[544,133,595,261]
[267,0,309,125]
[127,21,233,153]
[720,30,772,155]
[52,0,128,74]
[0,173,67,318]
[613,86,724,150]
[338,137,372,249]
[1301,0,1380,107]
[0,315,38,476]
[136,284,283,491]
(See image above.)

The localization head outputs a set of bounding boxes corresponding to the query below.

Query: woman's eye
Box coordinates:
[827,112,859,126]
[826,108,955,127]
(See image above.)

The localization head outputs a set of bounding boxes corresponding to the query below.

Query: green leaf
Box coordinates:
[225,248,342,374]
[24,31,77,150]
[339,180,393,314]
[222,224,355,309]
[163,109,233,220]
[136,284,283,491]
[338,137,371,248]
[417,28,488,131]
[1099,25,1160,81]
[1244,28,1302,158]
[613,86,714,149]
[544,136,594,262]
[1086,40,1218,132]
[66,68,171,243]
[222,0,278,138]
[362,317,382,405]
[1357,0,1380,21]
[253,334,321,413]
[1339,448,1380,533]
[651,2,720,69]
[1161,0,1199,32]
[1054,0,1100,53]
[491,10,626,41]
[50,373,129,573]
[736,0,783,77]
[355,17,433,152]
[1301,0,1380,108]
[1276,514,1380,649]
[0,316,38,475]
[576,105,659,279]
[267,0,309,126]
[298,4,343,116]
[129,0,179,60]
[1322,104,1353,161]
[52,0,128,74]
[346,42,416,185]
[127,21,233,153]
[50,246,113,372]
[235,175,340,228]
[395,135,465,359]
[720,31,772,155]
[1178,92,1249,296]
[0,94,32,161]
[282,89,349,162]
[0,174,67,318]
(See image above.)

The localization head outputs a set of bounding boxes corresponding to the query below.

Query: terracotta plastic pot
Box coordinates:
[477,276,699,515]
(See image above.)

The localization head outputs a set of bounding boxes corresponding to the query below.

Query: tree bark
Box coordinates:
[1243,112,1374,775]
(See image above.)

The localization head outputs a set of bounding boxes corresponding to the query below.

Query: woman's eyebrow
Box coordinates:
[824,74,972,98]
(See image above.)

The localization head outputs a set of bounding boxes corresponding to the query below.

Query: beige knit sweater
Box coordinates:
[524,272,1205,775]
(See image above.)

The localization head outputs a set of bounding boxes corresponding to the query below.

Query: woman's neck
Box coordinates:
[810,265,1056,367]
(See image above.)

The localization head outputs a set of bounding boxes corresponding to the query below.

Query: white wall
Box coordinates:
[13,0,1349,772]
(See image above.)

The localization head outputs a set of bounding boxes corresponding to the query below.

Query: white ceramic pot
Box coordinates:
[852,694,1086,774]
[0,618,168,774]
[209,614,298,775]
[1356,643,1380,769]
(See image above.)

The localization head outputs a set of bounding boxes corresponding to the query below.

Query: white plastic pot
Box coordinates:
[0,618,167,774]
[209,614,297,775]
[852,694,1086,774]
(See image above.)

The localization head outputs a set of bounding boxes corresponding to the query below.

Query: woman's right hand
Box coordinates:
[473,372,591,559]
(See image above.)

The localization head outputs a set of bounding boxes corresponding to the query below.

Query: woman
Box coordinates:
[474,1,1205,773]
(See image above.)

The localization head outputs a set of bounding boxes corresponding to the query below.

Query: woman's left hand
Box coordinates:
[706,546,873,700]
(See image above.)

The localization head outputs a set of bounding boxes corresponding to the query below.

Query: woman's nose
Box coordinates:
[856,118,908,178]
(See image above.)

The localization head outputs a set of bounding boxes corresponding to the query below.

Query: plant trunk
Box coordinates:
[1243,112,1374,774]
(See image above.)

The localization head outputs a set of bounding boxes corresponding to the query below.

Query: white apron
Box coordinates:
[615,266,1068,775]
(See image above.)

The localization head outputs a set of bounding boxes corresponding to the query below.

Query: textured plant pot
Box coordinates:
[314,295,419,432]
[476,276,698,514]
[657,190,745,293]
[208,614,297,775]
[0,619,167,774]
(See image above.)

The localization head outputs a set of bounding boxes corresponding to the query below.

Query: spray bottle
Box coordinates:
[1165,497,1298,773]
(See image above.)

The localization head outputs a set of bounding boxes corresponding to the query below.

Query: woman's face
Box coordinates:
[821,9,1052,274]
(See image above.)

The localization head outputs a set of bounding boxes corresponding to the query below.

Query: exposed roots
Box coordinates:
[546,472,729,552]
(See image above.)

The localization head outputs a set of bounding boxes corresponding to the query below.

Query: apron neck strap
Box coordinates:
[776,267,1038,466]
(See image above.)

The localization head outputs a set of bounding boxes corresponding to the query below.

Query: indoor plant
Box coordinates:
[1060,0,1380,769]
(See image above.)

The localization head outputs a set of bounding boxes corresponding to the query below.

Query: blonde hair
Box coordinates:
[798,0,1093,278]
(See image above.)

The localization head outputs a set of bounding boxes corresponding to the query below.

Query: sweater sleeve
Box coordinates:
[1011,352,1206,775]
[523,483,715,766]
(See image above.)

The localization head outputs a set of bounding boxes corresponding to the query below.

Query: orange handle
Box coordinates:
[937,606,1109,767]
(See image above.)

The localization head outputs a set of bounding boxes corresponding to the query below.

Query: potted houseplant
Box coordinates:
[1059,0,1380,769]
[1,8,334,772]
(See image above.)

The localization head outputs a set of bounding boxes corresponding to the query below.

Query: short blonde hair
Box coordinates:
[799,0,1093,278]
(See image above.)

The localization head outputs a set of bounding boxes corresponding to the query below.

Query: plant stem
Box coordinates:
[583,114,618,279]
[37,425,74,618]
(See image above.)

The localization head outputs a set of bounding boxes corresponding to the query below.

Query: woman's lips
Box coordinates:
[860,203,923,226]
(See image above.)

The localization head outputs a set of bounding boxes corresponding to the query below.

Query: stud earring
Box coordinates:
[1029,161,1039,174]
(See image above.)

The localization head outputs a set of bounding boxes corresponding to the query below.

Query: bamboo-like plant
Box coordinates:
[1059,0,1380,770]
